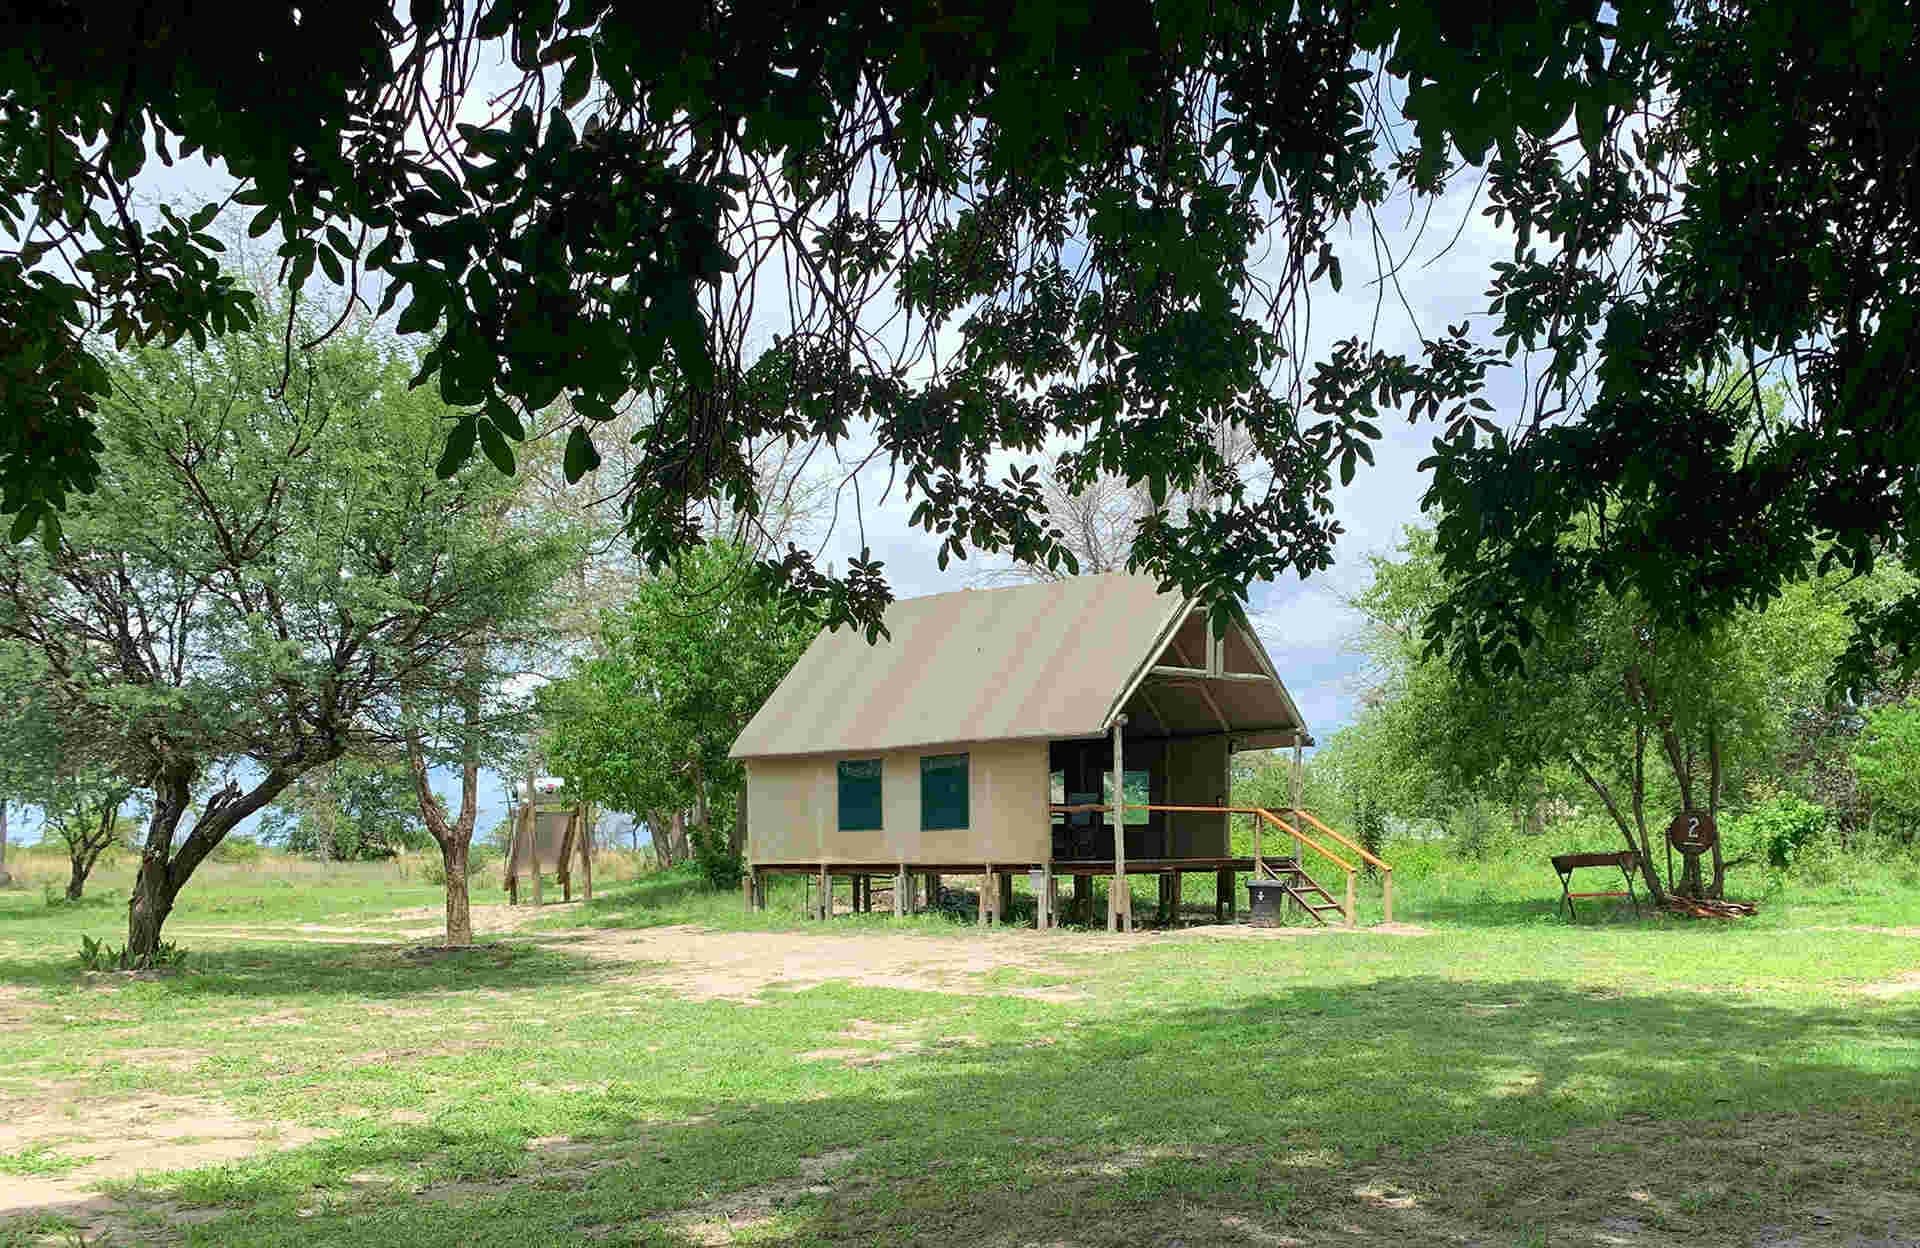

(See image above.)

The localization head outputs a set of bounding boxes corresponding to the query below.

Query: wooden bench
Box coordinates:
[1550,851,1641,920]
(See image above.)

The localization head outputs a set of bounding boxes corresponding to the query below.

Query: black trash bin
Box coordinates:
[1246,878,1288,927]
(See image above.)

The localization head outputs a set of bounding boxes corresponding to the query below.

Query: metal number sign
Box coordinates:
[1666,811,1718,854]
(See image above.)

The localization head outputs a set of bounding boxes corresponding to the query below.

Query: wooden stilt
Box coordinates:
[1074,872,1089,925]
[998,871,1014,924]
[743,870,754,914]
[579,808,594,901]
[894,865,907,917]
[1216,867,1231,920]
[818,862,829,920]
[978,867,990,926]
[1112,715,1130,933]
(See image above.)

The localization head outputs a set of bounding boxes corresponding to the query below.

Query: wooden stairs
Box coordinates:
[1258,855,1347,926]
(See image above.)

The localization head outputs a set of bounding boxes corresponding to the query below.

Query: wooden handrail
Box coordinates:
[1047,802,1358,874]
[1252,809,1355,875]
[1041,801,1389,925]
[1295,809,1392,873]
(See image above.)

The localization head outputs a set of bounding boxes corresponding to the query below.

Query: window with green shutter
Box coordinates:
[837,759,883,831]
[920,753,969,830]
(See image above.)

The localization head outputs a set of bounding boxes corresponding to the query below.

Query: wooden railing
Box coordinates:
[1051,801,1391,927]
[1294,809,1393,924]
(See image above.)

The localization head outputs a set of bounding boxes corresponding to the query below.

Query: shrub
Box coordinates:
[1855,701,1920,843]
[690,824,745,891]
[1723,796,1828,871]
[78,934,187,971]
[210,836,266,865]
[420,849,487,886]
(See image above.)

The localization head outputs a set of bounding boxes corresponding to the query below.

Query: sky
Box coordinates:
[12,50,1536,844]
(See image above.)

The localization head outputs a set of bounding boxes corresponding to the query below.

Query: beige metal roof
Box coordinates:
[731,573,1308,760]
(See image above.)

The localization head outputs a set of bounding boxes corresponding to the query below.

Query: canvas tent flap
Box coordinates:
[730,573,1187,760]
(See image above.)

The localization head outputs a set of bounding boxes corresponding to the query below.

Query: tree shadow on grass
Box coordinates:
[0,935,617,1001]
[1397,891,1652,927]
[32,973,1918,1247]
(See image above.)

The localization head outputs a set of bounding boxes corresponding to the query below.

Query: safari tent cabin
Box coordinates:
[729,573,1317,929]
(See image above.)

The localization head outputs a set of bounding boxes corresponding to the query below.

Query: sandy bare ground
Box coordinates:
[0,1089,331,1225]
[188,901,1430,1005]
[531,915,1430,1004]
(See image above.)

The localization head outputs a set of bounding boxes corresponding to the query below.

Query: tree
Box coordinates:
[0,302,578,965]
[1349,526,1875,901]
[39,775,140,901]
[0,641,137,899]
[1852,703,1920,846]
[12,3,1917,678]
[258,761,430,861]
[539,542,814,887]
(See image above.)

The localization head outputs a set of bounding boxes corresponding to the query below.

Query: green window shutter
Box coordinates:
[837,759,883,831]
[920,753,969,830]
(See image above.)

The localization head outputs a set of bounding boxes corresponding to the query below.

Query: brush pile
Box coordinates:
[1659,896,1759,919]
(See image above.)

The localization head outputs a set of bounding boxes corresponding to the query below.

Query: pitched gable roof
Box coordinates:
[730,572,1307,760]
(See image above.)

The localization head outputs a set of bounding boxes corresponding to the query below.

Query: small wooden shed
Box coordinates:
[730,573,1360,929]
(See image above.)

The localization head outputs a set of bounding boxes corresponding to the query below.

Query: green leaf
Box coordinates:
[560,48,593,110]
[437,417,478,479]
[487,395,525,441]
[478,417,516,474]
[564,425,601,483]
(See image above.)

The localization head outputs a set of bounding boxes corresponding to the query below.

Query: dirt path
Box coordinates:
[526,916,1429,1003]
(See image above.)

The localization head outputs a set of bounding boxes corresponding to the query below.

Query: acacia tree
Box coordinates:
[538,542,813,886]
[258,761,430,861]
[0,642,138,899]
[0,304,578,964]
[39,775,140,902]
[10,3,1918,682]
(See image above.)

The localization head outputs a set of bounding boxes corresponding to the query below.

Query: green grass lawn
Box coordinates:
[0,844,1916,1246]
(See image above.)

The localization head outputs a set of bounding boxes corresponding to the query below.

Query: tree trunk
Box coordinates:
[669,809,689,861]
[66,852,88,901]
[127,858,177,963]
[403,660,486,948]
[1707,719,1727,899]
[0,797,11,885]
[125,766,194,966]
[122,759,302,966]
[441,836,472,946]
[1569,754,1665,902]
[647,809,674,868]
